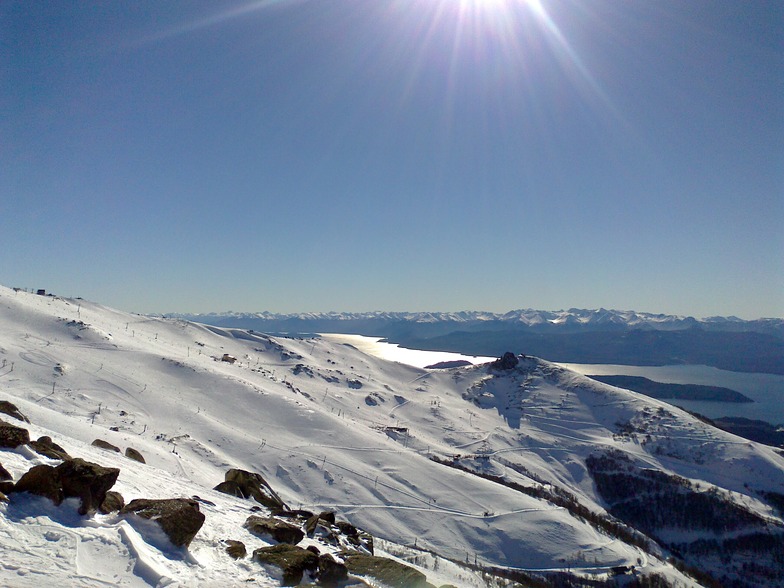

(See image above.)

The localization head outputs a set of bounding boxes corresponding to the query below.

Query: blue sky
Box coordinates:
[2,0,782,318]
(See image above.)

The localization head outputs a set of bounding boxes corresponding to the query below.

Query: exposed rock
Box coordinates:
[121,498,205,548]
[334,521,373,554]
[218,468,287,510]
[213,480,246,499]
[244,515,304,545]
[0,490,7,503]
[124,447,145,464]
[191,495,215,507]
[318,553,349,587]
[344,554,431,588]
[56,458,121,515]
[13,464,63,505]
[252,544,318,586]
[319,510,336,524]
[0,400,30,423]
[99,490,125,514]
[0,462,11,481]
[29,436,71,461]
[336,520,358,535]
[0,480,14,495]
[91,439,121,453]
[491,351,519,371]
[0,420,30,448]
[305,513,320,536]
[224,539,246,559]
[272,508,313,520]
[305,510,339,537]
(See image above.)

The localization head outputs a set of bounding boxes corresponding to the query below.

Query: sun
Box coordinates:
[455,0,545,12]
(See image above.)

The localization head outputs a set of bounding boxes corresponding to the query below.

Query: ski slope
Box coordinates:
[1,286,782,586]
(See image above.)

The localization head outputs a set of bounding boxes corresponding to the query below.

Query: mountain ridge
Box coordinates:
[1,285,784,586]
[168,308,784,336]
[168,308,784,375]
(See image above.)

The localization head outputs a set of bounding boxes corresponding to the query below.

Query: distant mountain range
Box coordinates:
[170,308,784,338]
[171,309,784,374]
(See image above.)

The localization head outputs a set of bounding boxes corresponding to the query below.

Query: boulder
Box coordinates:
[99,490,125,514]
[244,515,304,545]
[0,400,30,423]
[0,480,14,495]
[213,480,246,499]
[218,469,287,510]
[124,447,146,464]
[305,511,338,537]
[121,498,205,548]
[272,508,313,520]
[0,490,7,503]
[0,420,30,448]
[56,458,121,515]
[491,352,519,371]
[91,439,121,453]
[336,521,373,550]
[0,462,11,481]
[318,553,349,587]
[305,513,320,536]
[344,554,431,588]
[224,539,246,559]
[319,510,336,524]
[13,464,63,505]
[29,436,71,461]
[252,544,318,586]
[335,521,358,536]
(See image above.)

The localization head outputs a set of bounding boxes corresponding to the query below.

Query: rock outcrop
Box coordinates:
[99,490,125,514]
[124,447,145,464]
[29,436,71,461]
[57,458,121,515]
[490,351,519,371]
[224,539,246,559]
[305,511,336,536]
[0,420,30,448]
[214,468,287,510]
[12,464,61,504]
[0,400,30,423]
[12,458,120,515]
[252,544,318,586]
[343,554,432,588]
[121,498,205,548]
[91,439,121,453]
[244,515,304,545]
[318,553,349,587]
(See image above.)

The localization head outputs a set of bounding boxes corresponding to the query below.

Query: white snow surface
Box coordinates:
[1,286,782,586]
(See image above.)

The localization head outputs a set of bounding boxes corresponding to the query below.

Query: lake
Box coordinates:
[318,333,496,369]
[319,334,784,425]
[558,363,784,425]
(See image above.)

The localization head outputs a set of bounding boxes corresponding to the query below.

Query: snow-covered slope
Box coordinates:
[1,286,783,587]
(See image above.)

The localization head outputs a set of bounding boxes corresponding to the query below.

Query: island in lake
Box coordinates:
[589,374,753,403]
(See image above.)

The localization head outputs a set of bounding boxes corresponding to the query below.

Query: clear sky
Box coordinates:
[2,0,782,318]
